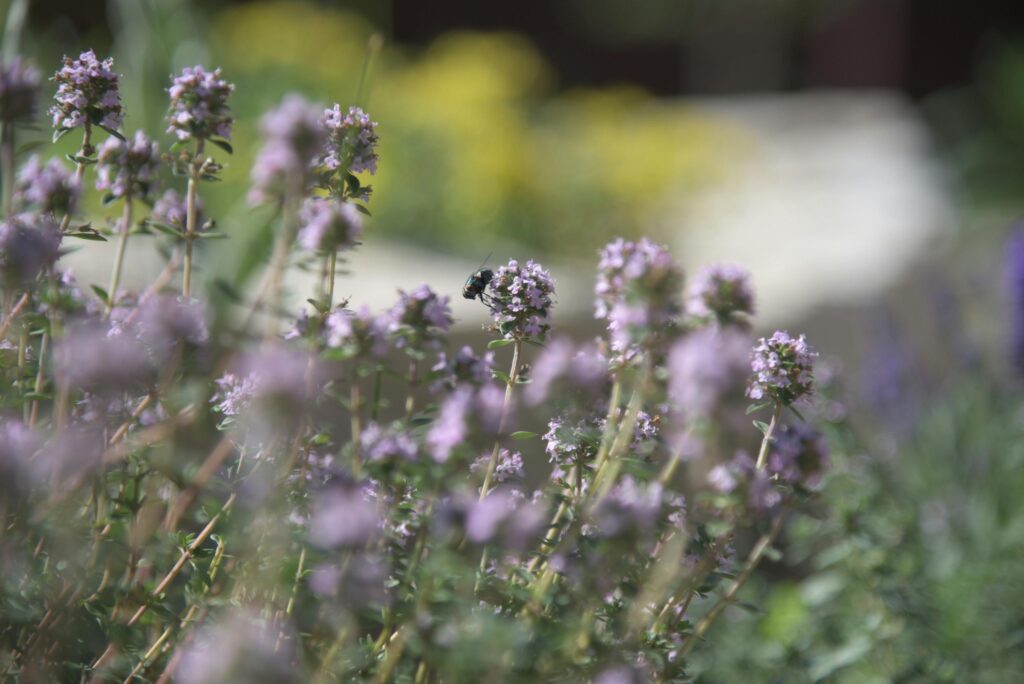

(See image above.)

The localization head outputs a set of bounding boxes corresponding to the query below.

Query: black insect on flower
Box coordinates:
[462,252,496,309]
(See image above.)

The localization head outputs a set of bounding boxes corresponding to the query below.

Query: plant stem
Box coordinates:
[2,121,14,218]
[182,139,204,299]
[27,331,48,427]
[106,192,133,316]
[327,249,337,308]
[351,370,362,476]
[755,401,783,470]
[677,511,786,659]
[478,338,521,501]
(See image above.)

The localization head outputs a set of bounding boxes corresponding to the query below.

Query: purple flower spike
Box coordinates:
[488,258,556,341]
[297,198,362,252]
[324,306,390,359]
[320,104,379,175]
[248,94,323,205]
[166,65,234,142]
[0,214,62,286]
[747,331,816,405]
[0,57,41,124]
[51,50,122,132]
[151,188,205,231]
[95,130,160,200]
[689,263,755,323]
[389,284,453,350]
[595,238,683,362]
[16,156,80,215]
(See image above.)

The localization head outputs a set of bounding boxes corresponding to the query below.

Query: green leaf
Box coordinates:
[753,420,770,434]
[101,193,118,207]
[510,430,538,440]
[197,231,228,240]
[787,404,806,421]
[306,298,328,314]
[52,127,73,144]
[97,123,126,141]
[90,284,109,305]
[208,138,233,154]
[492,370,511,384]
[487,338,514,349]
[353,203,371,216]
[68,231,107,242]
[147,221,185,238]
[746,401,772,415]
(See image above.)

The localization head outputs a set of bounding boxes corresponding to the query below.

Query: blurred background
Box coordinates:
[12,1,1024,680]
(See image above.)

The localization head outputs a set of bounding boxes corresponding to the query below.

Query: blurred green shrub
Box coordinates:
[690,380,1024,683]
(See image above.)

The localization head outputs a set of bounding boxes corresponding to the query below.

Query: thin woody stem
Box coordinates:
[478,338,521,501]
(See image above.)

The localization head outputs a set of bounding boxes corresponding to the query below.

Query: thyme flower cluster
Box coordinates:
[50,50,122,132]
[166,65,234,142]
[95,130,160,199]
[747,330,817,405]
[487,258,556,340]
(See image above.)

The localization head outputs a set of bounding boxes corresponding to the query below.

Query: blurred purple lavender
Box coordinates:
[309,483,381,548]
[689,263,754,324]
[595,238,683,361]
[525,337,608,405]
[297,198,362,252]
[133,295,209,362]
[177,611,298,684]
[15,155,80,215]
[0,57,40,123]
[488,258,555,340]
[324,306,389,358]
[747,331,816,405]
[465,489,546,551]
[248,94,323,204]
[166,66,234,142]
[431,345,494,392]
[388,283,453,349]
[361,422,419,463]
[668,327,750,421]
[55,320,153,394]
[592,477,663,538]
[320,104,379,175]
[95,130,160,199]
[50,50,122,132]
[151,188,204,230]
[767,423,830,488]
[0,214,61,285]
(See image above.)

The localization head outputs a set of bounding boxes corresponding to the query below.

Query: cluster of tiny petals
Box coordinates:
[320,104,379,174]
[0,214,62,286]
[166,65,234,141]
[361,422,419,463]
[297,198,362,252]
[708,452,783,512]
[50,50,122,131]
[689,263,755,320]
[248,94,323,204]
[470,448,524,485]
[0,57,41,123]
[595,238,683,356]
[95,130,160,199]
[151,188,204,230]
[389,284,453,348]
[15,155,80,215]
[324,306,389,358]
[488,258,555,340]
[747,331,816,405]
[431,346,494,393]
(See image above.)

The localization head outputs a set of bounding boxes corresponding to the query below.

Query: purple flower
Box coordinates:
[388,284,453,349]
[177,611,298,684]
[248,94,323,204]
[595,238,684,360]
[324,306,389,358]
[361,422,419,463]
[320,104,379,175]
[50,50,122,131]
[747,331,816,405]
[151,188,205,231]
[297,198,362,252]
[470,448,524,485]
[708,451,783,512]
[488,258,556,340]
[427,387,472,462]
[133,295,209,362]
[1007,228,1024,376]
[0,57,40,123]
[211,372,259,418]
[464,489,546,552]
[592,477,663,538]
[430,345,494,392]
[0,214,61,285]
[166,65,234,142]
[212,345,321,424]
[309,484,381,548]
[525,337,608,405]
[15,155,80,215]
[689,263,754,322]
[766,423,829,488]
[667,327,750,420]
[95,130,160,200]
[55,320,153,394]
